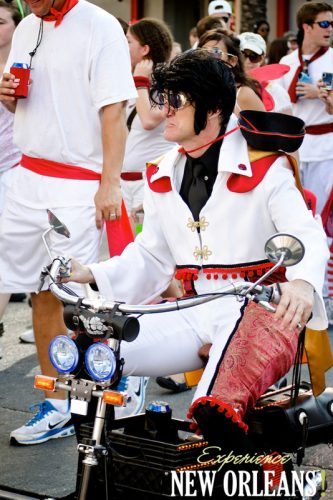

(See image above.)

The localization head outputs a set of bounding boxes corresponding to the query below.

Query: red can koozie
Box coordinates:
[10,63,30,98]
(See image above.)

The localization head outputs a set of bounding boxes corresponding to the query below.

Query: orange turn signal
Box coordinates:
[102,390,125,407]
[34,375,57,392]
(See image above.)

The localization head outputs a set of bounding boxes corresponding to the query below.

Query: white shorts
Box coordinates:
[0,168,15,216]
[0,198,102,294]
[120,179,145,213]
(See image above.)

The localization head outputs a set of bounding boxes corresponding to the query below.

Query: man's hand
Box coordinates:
[59,259,95,284]
[130,204,144,224]
[274,279,314,330]
[0,73,18,112]
[94,182,122,229]
[296,82,319,100]
[317,79,333,114]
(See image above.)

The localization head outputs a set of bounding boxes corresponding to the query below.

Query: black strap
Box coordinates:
[291,327,306,405]
[126,107,137,132]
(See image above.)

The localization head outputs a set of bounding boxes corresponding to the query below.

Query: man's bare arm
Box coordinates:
[94,101,127,229]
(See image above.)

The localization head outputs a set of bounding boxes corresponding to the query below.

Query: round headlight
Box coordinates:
[85,343,116,382]
[49,335,79,374]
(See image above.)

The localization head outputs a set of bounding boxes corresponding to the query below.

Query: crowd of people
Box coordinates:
[0,0,332,454]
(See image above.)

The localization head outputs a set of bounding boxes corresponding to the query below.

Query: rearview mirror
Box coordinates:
[47,209,70,239]
[265,233,305,267]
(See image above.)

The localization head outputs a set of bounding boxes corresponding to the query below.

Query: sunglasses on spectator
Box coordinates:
[221,16,230,23]
[203,46,238,65]
[241,50,263,63]
[310,20,333,28]
[154,91,193,111]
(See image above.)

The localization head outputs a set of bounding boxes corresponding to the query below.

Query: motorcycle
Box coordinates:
[33,210,331,499]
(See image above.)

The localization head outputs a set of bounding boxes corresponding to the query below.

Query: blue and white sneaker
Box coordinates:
[115,376,149,419]
[10,401,74,445]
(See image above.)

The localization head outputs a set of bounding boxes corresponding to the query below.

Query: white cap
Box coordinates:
[238,32,266,55]
[208,1,232,17]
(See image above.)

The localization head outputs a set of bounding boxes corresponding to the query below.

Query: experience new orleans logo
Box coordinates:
[170,446,326,497]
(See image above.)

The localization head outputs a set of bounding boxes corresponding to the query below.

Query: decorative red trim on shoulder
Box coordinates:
[187,396,249,434]
[227,154,282,193]
[146,163,172,193]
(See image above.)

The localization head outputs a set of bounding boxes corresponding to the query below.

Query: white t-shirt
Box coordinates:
[5,0,137,208]
[122,100,174,173]
[279,48,333,162]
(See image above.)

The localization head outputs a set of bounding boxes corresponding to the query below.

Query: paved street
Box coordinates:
[1,298,333,499]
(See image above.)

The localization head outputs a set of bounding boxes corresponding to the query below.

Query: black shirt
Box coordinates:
[179,129,225,219]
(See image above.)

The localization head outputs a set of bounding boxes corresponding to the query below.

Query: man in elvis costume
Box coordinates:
[0,0,136,444]
[66,50,328,450]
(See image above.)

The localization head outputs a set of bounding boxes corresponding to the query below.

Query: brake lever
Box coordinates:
[249,284,281,313]
[58,256,71,279]
[256,300,276,313]
[37,257,71,294]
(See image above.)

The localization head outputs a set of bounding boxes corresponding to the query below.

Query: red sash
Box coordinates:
[288,46,328,103]
[305,123,333,135]
[121,172,143,181]
[20,154,133,256]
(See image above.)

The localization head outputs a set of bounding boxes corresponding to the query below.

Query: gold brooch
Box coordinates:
[187,217,209,232]
[193,245,212,261]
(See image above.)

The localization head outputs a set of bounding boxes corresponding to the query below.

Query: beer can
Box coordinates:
[145,400,174,441]
[147,401,171,413]
[12,63,30,69]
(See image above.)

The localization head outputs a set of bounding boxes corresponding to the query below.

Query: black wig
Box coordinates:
[150,49,236,135]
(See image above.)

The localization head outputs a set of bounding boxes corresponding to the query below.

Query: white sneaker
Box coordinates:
[115,376,149,419]
[19,328,74,343]
[19,327,35,344]
[10,400,75,445]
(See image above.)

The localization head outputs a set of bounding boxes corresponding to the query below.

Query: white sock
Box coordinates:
[46,398,68,413]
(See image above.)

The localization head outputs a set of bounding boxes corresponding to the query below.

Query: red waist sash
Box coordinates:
[20,154,101,181]
[121,172,143,181]
[20,154,133,257]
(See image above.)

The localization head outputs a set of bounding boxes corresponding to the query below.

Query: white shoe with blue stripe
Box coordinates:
[10,400,74,445]
[115,376,149,419]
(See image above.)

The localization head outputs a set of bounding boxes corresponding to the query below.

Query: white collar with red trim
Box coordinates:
[149,115,253,186]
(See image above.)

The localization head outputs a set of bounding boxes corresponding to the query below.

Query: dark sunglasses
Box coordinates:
[241,50,262,63]
[221,16,230,23]
[154,91,192,111]
[311,20,333,28]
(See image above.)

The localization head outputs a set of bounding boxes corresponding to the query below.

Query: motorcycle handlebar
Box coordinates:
[47,258,280,315]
